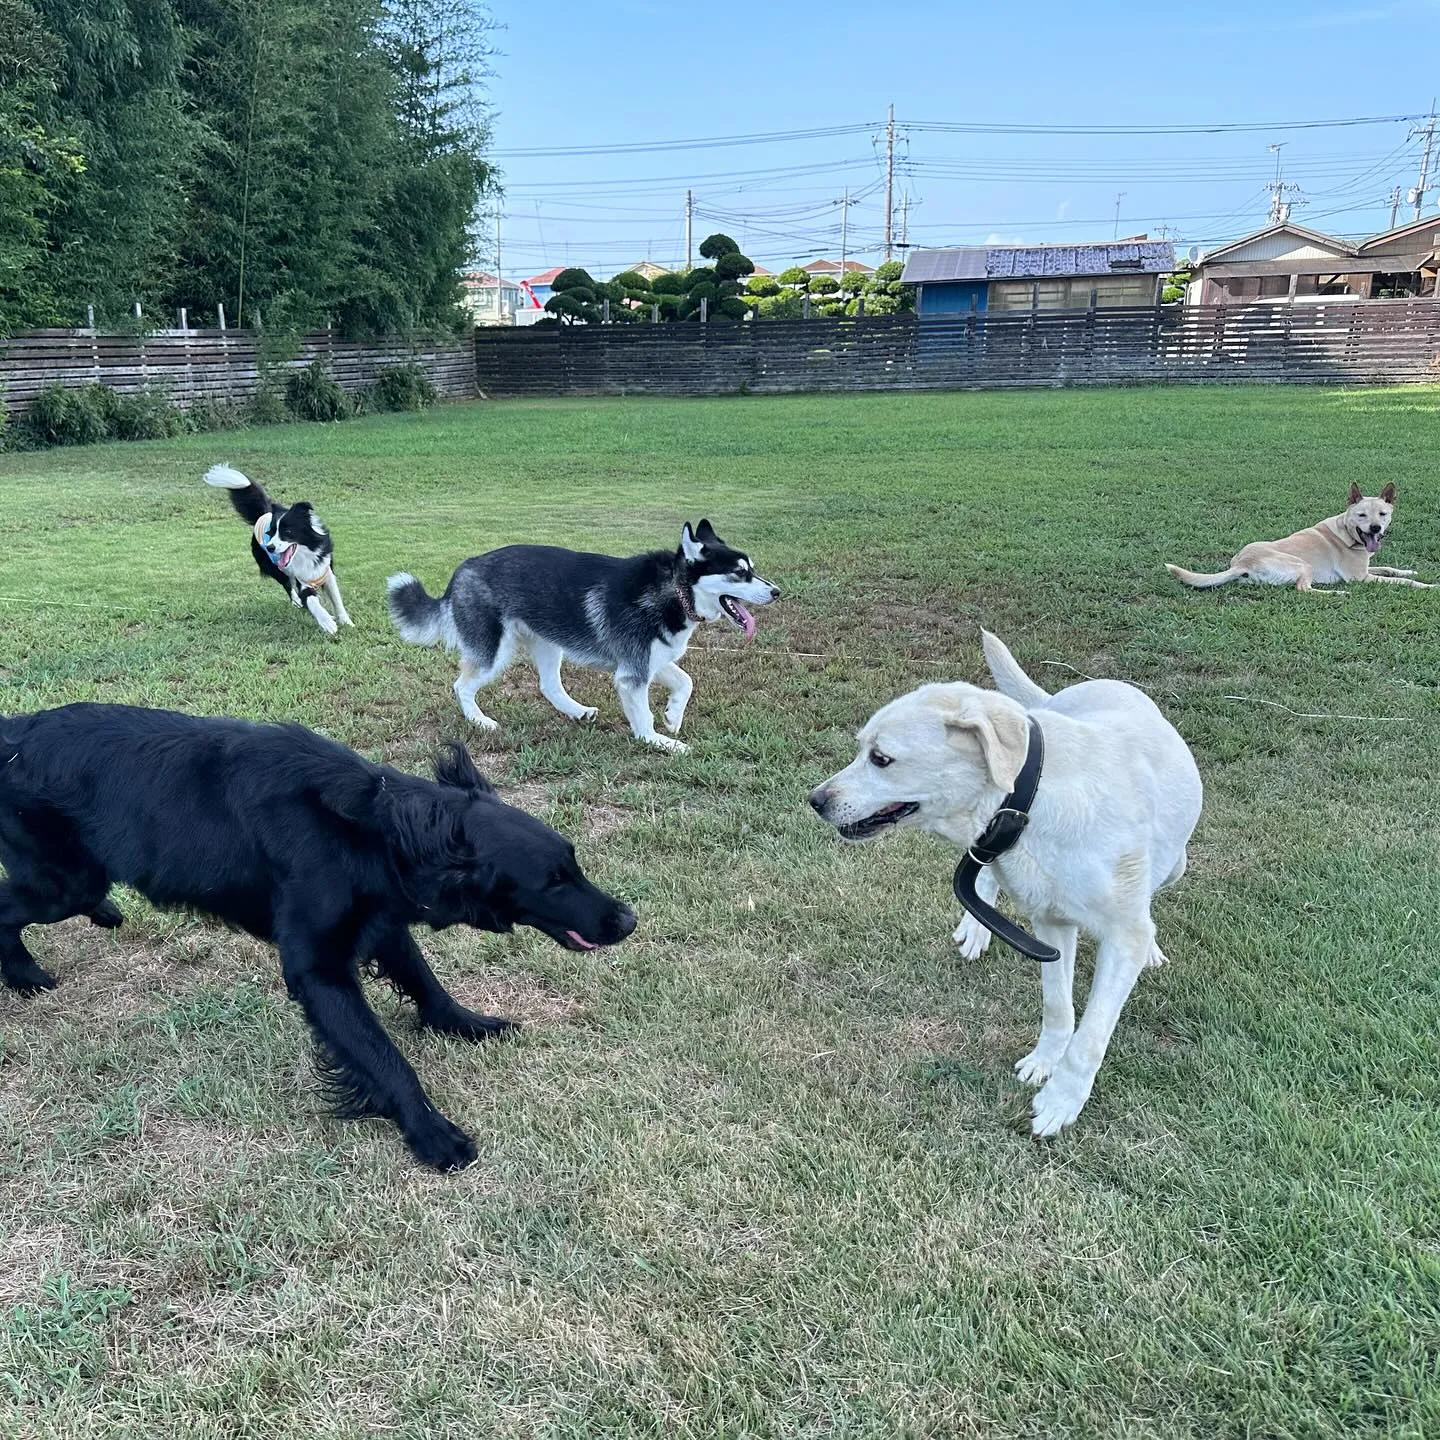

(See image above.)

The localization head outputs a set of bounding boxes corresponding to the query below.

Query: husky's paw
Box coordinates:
[462,710,500,732]
[953,914,992,959]
[1030,1073,1092,1138]
[1014,1037,1069,1087]
[662,708,687,735]
[645,734,689,754]
[573,706,598,722]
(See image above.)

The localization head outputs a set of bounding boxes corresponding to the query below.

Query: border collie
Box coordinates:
[204,464,353,634]
[386,521,779,751]
[0,704,635,1170]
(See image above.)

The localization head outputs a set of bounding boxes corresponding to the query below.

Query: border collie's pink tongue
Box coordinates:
[276,544,296,569]
[566,929,597,951]
[1364,533,1380,553]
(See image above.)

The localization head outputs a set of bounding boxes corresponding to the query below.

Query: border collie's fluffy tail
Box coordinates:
[203,464,270,526]
[1165,562,1241,589]
[387,573,447,645]
[980,629,1052,709]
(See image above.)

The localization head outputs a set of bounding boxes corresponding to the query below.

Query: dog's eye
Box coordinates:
[869,750,892,768]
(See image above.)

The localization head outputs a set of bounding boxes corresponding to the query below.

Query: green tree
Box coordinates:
[859,259,913,315]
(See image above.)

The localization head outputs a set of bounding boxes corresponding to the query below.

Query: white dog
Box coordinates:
[809,631,1203,1137]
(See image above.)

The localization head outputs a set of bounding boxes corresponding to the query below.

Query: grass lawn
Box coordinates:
[1,385,1438,1438]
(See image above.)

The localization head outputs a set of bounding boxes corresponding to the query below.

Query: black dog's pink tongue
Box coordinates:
[566,929,597,951]
[1365,534,1380,553]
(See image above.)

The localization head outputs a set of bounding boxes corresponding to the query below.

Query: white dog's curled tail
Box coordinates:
[387,573,446,645]
[980,629,1052,709]
[1165,562,1241,589]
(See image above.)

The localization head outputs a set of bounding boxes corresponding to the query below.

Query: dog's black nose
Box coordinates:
[769,585,781,600]
[614,907,637,940]
[808,786,829,815]
[1369,524,1382,534]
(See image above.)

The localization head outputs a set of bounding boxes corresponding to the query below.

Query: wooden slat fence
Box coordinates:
[0,328,475,416]
[474,300,1440,397]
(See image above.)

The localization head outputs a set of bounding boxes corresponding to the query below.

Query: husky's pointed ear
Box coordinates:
[1348,483,1363,506]
[680,522,705,562]
[434,741,494,795]
[695,518,719,543]
[1381,482,1396,504]
[940,692,1029,791]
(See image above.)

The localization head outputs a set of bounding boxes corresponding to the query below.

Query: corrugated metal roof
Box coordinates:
[902,241,1174,285]
[901,248,988,283]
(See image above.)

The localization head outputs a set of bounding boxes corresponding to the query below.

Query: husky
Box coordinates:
[203,464,354,634]
[386,520,779,751]
[1166,483,1431,592]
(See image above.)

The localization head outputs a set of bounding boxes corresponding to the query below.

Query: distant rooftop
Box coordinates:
[902,241,1175,285]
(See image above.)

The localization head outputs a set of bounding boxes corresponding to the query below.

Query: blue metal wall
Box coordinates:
[917,281,989,315]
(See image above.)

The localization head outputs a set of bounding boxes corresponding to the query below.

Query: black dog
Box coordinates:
[0,704,635,1170]
[203,464,352,636]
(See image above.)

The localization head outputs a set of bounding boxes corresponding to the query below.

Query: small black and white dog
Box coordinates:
[204,464,352,635]
[0,703,636,1170]
[387,521,779,751]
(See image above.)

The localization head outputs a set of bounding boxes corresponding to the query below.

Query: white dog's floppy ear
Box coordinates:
[943,694,1030,791]
[680,522,705,561]
[1348,483,1363,506]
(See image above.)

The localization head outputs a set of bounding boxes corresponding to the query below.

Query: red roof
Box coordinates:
[522,266,566,285]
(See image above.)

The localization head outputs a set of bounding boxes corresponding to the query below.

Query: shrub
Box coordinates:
[686,281,717,305]
[611,270,651,291]
[809,274,840,296]
[188,397,246,432]
[715,251,755,282]
[246,384,290,426]
[109,388,187,441]
[746,276,780,298]
[870,260,904,284]
[550,268,596,292]
[369,361,438,412]
[285,361,352,422]
[650,272,687,295]
[656,293,683,318]
[715,296,749,321]
[684,267,717,289]
[26,384,109,446]
[698,233,739,259]
[757,290,804,320]
[777,267,809,289]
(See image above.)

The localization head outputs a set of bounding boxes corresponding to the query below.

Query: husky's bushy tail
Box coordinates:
[1164,562,1241,589]
[203,464,270,527]
[980,629,1052,709]
[387,573,448,646]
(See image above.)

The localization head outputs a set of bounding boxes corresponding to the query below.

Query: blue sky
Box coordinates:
[484,0,1436,279]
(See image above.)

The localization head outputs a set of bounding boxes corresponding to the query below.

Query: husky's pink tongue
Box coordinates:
[734,602,756,642]
[566,929,597,951]
[1364,533,1380,553]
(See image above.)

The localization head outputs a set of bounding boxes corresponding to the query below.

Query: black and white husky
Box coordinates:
[386,521,779,751]
[203,464,352,636]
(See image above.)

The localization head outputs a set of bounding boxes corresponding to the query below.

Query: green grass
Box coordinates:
[1,387,1438,1437]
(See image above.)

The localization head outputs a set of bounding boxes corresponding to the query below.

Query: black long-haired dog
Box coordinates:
[204,464,352,636]
[0,704,635,1170]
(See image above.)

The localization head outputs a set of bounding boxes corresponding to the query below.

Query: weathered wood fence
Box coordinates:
[0,328,475,416]
[474,301,1440,397]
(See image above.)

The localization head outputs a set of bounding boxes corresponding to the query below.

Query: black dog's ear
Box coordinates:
[434,741,494,795]
[695,518,718,542]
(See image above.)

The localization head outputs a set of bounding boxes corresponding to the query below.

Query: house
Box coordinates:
[1185,219,1440,303]
[802,258,874,280]
[900,241,1174,315]
[518,266,566,309]
[460,270,523,326]
[623,260,671,281]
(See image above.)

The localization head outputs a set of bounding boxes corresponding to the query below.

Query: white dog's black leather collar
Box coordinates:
[952,717,1061,963]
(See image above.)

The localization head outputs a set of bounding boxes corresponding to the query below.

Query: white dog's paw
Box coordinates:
[1029,1074,1092,1138]
[1145,942,1169,969]
[953,914,993,960]
[314,612,339,637]
[1014,1038,1070,1087]
[462,710,499,732]
[339,614,355,628]
[573,705,598,722]
[662,706,687,735]
[646,734,689,754]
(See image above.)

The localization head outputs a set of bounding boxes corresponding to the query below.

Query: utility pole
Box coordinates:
[883,103,896,262]
[1113,192,1126,240]
[1266,143,1303,225]
[685,189,693,270]
[1410,104,1438,220]
[838,189,849,294]
[899,193,910,250]
[494,212,503,322]
[1389,186,1403,229]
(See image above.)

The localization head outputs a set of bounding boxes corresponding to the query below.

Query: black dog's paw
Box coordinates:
[2,959,58,995]
[406,1112,478,1172]
[423,1006,519,1043]
[88,900,124,929]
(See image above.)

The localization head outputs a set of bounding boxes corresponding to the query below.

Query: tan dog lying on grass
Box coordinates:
[1166,484,1431,591]
[809,631,1202,1138]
